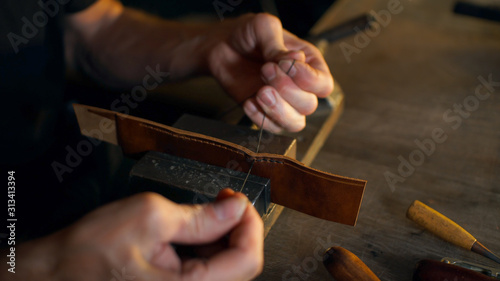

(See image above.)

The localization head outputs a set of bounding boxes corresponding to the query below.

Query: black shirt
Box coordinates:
[0,0,100,243]
[0,0,96,165]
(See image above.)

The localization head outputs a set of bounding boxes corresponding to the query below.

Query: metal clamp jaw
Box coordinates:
[130,151,271,217]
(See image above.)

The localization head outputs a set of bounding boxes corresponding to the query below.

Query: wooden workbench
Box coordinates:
[256,0,500,280]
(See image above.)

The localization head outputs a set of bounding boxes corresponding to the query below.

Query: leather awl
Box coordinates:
[407,200,500,264]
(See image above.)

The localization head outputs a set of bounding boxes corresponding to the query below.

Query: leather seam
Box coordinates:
[136,122,364,186]
[140,123,287,165]
[78,104,366,225]
[139,123,292,167]
[255,159,284,164]
[139,123,246,157]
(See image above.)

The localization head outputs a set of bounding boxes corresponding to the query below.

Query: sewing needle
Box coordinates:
[239,59,296,193]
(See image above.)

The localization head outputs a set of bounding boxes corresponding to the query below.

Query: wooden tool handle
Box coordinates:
[413,259,497,281]
[406,200,477,250]
[323,246,380,281]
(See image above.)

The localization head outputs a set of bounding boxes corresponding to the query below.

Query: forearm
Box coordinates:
[66,1,333,133]
[66,1,224,88]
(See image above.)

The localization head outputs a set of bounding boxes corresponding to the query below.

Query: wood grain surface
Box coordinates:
[256,1,500,280]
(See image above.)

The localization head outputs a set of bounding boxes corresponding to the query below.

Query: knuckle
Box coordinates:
[242,250,264,279]
[270,126,284,134]
[181,260,210,281]
[132,192,164,220]
[318,75,334,98]
[251,255,265,277]
[254,13,281,28]
[187,205,206,239]
[300,95,318,116]
[286,116,306,133]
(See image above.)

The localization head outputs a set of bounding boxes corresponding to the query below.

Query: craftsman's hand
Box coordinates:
[208,13,334,133]
[67,2,331,132]
[5,190,263,281]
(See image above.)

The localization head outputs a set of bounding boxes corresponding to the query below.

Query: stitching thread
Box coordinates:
[135,122,365,187]
[140,123,285,164]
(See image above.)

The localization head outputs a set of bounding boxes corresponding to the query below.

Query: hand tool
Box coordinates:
[414,259,499,281]
[441,257,500,279]
[307,13,376,45]
[407,200,500,264]
[454,1,500,23]
[323,246,380,281]
[307,13,376,56]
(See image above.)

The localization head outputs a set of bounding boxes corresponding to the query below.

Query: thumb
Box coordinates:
[249,14,306,63]
[251,13,287,61]
[171,194,250,244]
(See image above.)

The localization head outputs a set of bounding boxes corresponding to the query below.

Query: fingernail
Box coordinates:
[258,88,276,107]
[262,63,276,82]
[213,196,248,221]
[244,100,258,114]
[279,60,296,76]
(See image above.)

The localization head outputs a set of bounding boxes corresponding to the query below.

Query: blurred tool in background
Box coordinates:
[414,259,500,281]
[407,200,500,265]
[323,246,381,281]
[454,0,500,23]
[121,0,336,37]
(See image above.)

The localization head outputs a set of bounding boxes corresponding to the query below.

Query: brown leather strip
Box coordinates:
[79,105,366,225]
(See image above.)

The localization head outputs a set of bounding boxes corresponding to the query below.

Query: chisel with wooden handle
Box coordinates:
[323,246,380,281]
[407,200,500,264]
